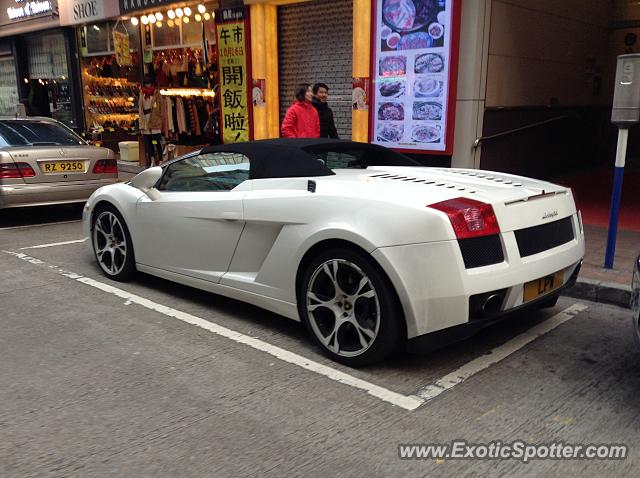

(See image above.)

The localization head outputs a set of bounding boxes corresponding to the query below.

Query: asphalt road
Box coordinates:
[1,205,639,477]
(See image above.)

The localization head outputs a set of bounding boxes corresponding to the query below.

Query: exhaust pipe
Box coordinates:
[482,294,502,316]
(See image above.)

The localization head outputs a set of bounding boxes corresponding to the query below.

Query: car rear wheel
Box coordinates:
[92,205,135,281]
[299,248,404,367]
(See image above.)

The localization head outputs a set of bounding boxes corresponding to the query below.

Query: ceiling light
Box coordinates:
[92,25,100,31]
[203,12,210,20]
[175,7,183,17]
[167,9,175,19]
[155,12,163,21]
[167,19,175,27]
[156,21,162,28]
[184,7,192,16]
[147,13,156,23]
[130,17,139,25]
[140,15,149,24]
[195,13,201,21]
[183,16,190,23]
[197,4,206,14]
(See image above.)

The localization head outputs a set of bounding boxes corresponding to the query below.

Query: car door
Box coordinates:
[134,151,251,283]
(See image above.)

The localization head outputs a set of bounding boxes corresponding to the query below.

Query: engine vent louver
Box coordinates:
[369,174,475,192]
[442,169,523,187]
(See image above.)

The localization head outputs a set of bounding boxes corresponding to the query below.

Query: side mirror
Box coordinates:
[130,167,163,199]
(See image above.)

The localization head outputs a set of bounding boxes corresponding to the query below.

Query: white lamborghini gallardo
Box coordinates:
[83,139,585,366]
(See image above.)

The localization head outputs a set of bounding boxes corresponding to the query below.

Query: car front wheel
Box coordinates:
[92,205,135,281]
[299,248,404,367]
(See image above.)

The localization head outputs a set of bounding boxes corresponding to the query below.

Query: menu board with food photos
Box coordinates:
[371,0,458,153]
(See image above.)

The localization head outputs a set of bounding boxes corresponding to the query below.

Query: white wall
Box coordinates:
[486,0,612,107]
[451,0,492,169]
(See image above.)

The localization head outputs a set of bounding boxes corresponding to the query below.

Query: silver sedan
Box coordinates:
[0,117,119,209]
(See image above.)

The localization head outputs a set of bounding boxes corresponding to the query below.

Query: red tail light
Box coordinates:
[428,197,500,239]
[0,162,36,179]
[93,159,118,174]
[18,163,36,177]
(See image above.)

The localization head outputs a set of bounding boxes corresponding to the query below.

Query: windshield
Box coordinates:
[0,120,85,147]
[302,145,419,170]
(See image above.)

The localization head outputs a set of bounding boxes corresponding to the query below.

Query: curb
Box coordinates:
[562,277,632,309]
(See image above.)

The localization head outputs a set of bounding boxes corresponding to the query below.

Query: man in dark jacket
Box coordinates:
[311,83,339,139]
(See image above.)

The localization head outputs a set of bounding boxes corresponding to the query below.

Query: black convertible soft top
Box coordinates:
[198,138,419,180]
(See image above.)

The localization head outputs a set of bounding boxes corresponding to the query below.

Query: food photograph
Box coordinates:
[380,0,446,52]
[414,52,445,73]
[413,101,443,121]
[412,123,442,143]
[379,79,407,98]
[379,55,407,76]
[414,78,443,98]
[378,102,406,121]
[376,123,405,142]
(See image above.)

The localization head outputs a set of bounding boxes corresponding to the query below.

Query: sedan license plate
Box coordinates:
[523,271,564,303]
[41,161,85,173]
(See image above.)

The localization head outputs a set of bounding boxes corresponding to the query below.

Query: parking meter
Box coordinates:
[612,54,640,126]
[605,54,640,268]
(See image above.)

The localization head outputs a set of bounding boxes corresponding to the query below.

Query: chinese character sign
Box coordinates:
[217,20,250,143]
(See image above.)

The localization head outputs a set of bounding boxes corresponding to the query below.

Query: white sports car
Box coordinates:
[83,139,585,366]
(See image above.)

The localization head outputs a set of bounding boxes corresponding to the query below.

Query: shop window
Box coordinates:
[152,23,181,48]
[158,152,250,192]
[82,22,140,56]
[27,32,68,79]
[182,20,203,46]
[150,19,216,49]
[0,57,18,116]
[86,24,110,54]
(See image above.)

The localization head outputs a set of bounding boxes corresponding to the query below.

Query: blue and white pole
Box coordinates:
[604,127,628,269]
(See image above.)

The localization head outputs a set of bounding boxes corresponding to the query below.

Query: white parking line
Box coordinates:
[0,220,81,231]
[2,250,422,411]
[19,238,87,250]
[2,249,589,412]
[413,303,589,402]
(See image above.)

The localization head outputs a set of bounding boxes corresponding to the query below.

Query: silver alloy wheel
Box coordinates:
[93,211,128,277]
[306,259,381,357]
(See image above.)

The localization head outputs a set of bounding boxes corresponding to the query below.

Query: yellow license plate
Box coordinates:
[523,271,565,302]
[41,161,85,173]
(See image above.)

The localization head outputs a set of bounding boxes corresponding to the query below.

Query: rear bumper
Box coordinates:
[0,178,118,209]
[372,214,586,338]
[406,264,581,353]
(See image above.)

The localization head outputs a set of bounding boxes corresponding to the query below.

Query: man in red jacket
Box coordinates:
[281,83,320,138]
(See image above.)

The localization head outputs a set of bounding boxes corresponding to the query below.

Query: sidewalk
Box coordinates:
[117,161,638,309]
[565,224,639,309]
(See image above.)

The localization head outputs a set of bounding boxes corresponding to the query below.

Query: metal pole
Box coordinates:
[604,127,628,269]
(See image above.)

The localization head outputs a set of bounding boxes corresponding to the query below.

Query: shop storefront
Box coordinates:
[248,0,460,164]
[116,0,220,165]
[59,0,137,153]
[0,0,83,130]
[277,0,353,139]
